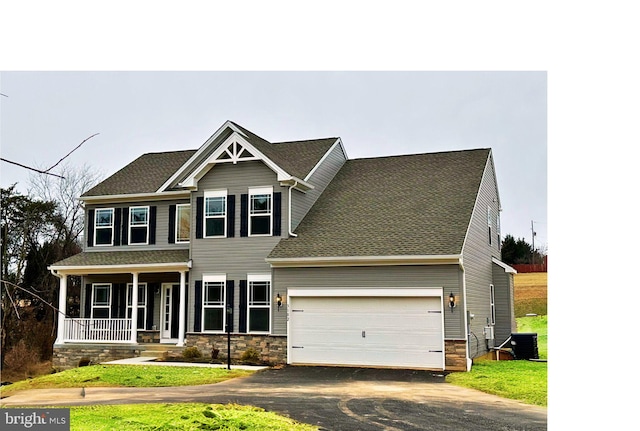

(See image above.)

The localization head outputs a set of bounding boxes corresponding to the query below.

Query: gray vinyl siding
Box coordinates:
[461,153,502,358]
[291,142,347,231]
[84,199,191,252]
[272,265,462,337]
[188,160,287,333]
[492,263,516,345]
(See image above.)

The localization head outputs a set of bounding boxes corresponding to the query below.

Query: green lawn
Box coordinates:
[1,404,317,431]
[0,365,254,398]
[446,315,548,406]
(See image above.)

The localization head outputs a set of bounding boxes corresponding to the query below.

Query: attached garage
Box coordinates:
[287,289,444,370]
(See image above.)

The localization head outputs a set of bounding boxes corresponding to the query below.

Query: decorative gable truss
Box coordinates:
[158,122,314,193]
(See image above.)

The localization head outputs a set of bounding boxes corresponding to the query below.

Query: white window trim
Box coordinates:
[202,274,227,333]
[489,284,496,325]
[204,190,227,238]
[247,273,271,334]
[127,283,147,330]
[91,283,112,319]
[175,203,191,243]
[94,208,115,247]
[129,206,150,245]
[248,186,273,237]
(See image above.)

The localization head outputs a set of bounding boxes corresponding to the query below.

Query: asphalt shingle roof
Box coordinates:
[230,122,338,179]
[81,123,337,197]
[268,148,491,259]
[82,150,197,197]
[51,249,190,267]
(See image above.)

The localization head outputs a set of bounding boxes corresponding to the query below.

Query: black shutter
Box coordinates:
[113,208,122,246]
[239,280,247,333]
[119,283,127,318]
[87,209,95,247]
[195,197,204,239]
[121,207,129,245]
[226,280,234,332]
[168,205,176,244]
[227,195,235,238]
[111,284,120,318]
[170,285,179,338]
[148,206,157,244]
[84,284,92,317]
[194,280,202,332]
[146,283,156,330]
[240,194,248,237]
[273,192,282,236]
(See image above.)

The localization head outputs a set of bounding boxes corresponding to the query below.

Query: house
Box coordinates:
[48,120,516,371]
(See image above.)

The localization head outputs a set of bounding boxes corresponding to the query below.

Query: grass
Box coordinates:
[446,314,548,406]
[0,365,254,398]
[2,403,317,431]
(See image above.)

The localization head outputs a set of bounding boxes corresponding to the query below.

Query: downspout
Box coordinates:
[460,259,472,371]
[288,182,298,237]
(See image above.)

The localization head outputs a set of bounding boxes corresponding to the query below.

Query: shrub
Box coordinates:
[240,347,261,364]
[3,340,40,374]
[182,346,203,359]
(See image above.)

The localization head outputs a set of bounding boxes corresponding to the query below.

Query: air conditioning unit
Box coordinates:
[483,326,494,340]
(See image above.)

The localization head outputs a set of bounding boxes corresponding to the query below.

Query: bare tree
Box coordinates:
[28,162,103,251]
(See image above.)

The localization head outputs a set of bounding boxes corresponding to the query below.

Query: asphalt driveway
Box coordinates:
[1,365,547,431]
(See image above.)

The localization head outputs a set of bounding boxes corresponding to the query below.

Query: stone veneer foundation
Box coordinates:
[52,344,141,370]
[445,339,468,371]
[184,333,287,365]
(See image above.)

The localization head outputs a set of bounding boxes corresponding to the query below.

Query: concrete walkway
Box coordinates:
[103,355,268,370]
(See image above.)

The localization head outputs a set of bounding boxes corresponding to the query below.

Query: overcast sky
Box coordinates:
[0,71,547,249]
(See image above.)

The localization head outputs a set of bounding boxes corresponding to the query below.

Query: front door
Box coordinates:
[160,283,180,341]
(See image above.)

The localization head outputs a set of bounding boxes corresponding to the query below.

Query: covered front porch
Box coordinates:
[49,250,191,347]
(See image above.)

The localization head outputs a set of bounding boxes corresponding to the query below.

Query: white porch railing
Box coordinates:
[62,318,132,343]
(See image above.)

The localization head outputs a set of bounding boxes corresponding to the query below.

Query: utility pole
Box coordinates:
[531,220,537,264]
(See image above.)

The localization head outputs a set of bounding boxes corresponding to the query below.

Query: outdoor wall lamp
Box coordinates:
[449,292,456,312]
[276,293,283,310]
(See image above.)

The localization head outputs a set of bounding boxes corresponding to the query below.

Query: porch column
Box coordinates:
[55,273,68,344]
[130,272,139,343]
[177,271,186,346]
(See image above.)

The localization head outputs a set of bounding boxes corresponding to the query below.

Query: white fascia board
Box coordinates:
[49,262,191,276]
[460,150,492,255]
[157,120,243,192]
[267,254,462,268]
[288,288,443,297]
[304,138,347,181]
[179,132,295,189]
[492,257,518,274]
[81,190,190,205]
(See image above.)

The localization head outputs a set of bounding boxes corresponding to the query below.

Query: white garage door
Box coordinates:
[288,294,444,369]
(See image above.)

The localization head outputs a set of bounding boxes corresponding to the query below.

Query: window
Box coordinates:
[202,275,226,332]
[248,274,270,333]
[487,206,492,246]
[489,284,496,325]
[129,206,149,244]
[91,283,111,318]
[176,204,191,243]
[204,190,227,237]
[249,187,272,236]
[127,283,147,330]
[94,208,114,246]
[497,212,501,250]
